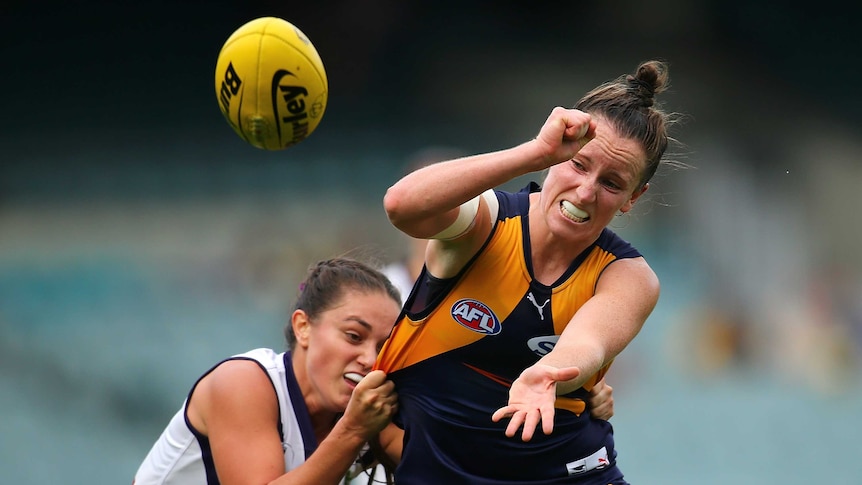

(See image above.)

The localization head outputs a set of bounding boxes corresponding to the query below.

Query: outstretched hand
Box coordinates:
[491,364,580,442]
[534,107,596,169]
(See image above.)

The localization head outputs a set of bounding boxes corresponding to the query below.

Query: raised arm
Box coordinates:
[383,107,595,277]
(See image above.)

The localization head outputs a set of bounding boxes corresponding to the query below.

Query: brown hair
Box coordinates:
[284,257,401,349]
[575,60,679,188]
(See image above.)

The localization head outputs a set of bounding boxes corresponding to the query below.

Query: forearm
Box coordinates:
[540,259,658,395]
[537,342,606,396]
[270,421,367,485]
[378,422,403,465]
[383,141,544,237]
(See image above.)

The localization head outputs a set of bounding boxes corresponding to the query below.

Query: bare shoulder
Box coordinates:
[599,257,660,300]
[204,358,273,396]
[426,193,497,279]
[188,358,278,434]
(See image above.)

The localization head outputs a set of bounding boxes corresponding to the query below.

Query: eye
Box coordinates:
[602,179,622,191]
[571,160,586,171]
[345,331,362,343]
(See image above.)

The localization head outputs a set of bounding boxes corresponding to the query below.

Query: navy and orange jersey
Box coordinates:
[375,183,641,484]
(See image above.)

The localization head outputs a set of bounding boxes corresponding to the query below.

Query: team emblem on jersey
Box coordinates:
[450,298,501,335]
[527,335,559,357]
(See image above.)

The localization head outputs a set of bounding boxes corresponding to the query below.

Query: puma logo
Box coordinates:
[526,292,550,320]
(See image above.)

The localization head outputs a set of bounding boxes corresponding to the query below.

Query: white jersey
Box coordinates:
[134,348,321,484]
[381,262,413,305]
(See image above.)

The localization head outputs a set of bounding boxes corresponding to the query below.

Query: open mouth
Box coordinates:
[345,372,363,384]
[561,200,590,223]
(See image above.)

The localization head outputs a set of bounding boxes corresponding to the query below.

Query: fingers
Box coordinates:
[345,382,398,438]
[350,387,397,417]
[586,119,597,139]
[540,404,556,436]
[558,110,594,157]
[490,406,511,423]
[578,119,597,150]
[506,411,526,439]
[591,400,613,421]
[552,366,580,383]
[521,410,540,442]
[588,377,606,396]
[491,364,579,441]
[358,369,388,388]
[555,107,591,139]
[587,379,614,420]
[354,371,397,407]
[492,406,524,439]
[350,371,398,416]
[492,406,554,442]
[538,107,594,163]
[566,119,589,140]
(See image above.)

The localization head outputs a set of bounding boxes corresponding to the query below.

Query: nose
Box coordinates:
[575,178,598,203]
[356,343,376,370]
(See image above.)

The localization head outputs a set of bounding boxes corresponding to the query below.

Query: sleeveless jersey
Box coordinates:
[375,183,641,484]
[134,348,323,484]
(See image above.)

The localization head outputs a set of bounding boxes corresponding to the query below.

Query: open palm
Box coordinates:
[491,364,580,441]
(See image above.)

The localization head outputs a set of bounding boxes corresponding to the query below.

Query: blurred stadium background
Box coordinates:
[2,1,860,483]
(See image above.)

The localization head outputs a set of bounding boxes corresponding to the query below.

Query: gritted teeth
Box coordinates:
[345,372,363,384]
[561,200,589,222]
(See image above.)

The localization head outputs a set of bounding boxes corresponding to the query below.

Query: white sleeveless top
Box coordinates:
[134,348,322,484]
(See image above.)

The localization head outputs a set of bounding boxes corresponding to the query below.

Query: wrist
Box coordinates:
[330,418,373,450]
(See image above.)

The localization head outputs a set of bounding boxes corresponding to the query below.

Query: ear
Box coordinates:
[291,309,312,349]
[620,183,648,214]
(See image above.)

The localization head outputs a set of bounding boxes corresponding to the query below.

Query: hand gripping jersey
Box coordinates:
[135,348,326,485]
[375,183,641,485]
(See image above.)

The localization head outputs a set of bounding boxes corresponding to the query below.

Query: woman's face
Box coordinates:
[538,119,648,243]
[293,288,400,414]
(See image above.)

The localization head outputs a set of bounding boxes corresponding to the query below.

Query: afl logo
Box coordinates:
[451,299,501,335]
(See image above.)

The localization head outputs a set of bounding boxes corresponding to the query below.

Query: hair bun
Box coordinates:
[626,74,655,107]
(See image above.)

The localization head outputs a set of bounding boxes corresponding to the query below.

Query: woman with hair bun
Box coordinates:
[375,60,681,484]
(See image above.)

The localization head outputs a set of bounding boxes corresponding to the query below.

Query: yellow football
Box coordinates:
[214,17,328,150]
